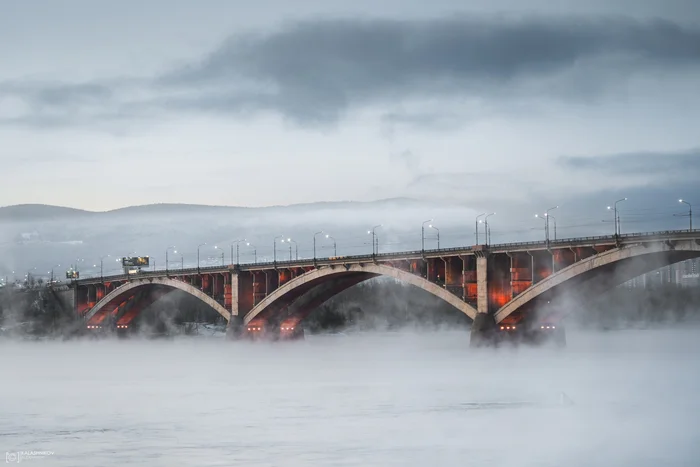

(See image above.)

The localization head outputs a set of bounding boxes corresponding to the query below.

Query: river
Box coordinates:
[1,328,699,466]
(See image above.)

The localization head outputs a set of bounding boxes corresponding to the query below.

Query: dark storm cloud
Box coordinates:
[2,14,700,128]
[160,15,700,121]
[558,148,700,176]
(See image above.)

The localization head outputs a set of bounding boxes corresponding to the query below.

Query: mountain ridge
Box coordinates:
[0,198,436,220]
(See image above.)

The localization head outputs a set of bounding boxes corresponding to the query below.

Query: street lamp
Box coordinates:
[197,243,207,271]
[214,246,225,266]
[544,206,558,242]
[282,238,297,260]
[246,242,257,264]
[428,223,440,250]
[325,234,337,257]
[368,225,382,257]
[475,213,486,244]
[273,235,284,264]
[313,231,324,262]
[484,213,495,245]
[421,219,433,253]
[679,199,693,231]
[607,198,627,236]
[231,239,246,266]
[99,254,111,279]
[165,246,176,273]
[535,214,547,241]
[50,264,61,283]
[548,215,558,241]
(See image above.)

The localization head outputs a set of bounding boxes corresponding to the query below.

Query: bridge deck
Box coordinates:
[72,229,697,285]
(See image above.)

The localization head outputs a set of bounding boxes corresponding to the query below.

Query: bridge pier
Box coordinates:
[226,315,244,339]
[470,252,498,347]
[470,312,497,347]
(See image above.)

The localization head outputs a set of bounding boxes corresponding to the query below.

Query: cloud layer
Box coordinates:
[159,15,700,122]
[3,14,699,127]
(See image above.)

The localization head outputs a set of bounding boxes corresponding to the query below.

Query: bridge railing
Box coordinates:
[71,228,699,283]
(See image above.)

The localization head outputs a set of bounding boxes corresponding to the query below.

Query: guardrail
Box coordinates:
[70,228,699,284]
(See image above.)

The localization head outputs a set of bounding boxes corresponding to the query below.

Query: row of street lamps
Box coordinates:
[235,198,693,263]
[532,198,694,243]
[26,198,695,282]
[605,198,693,237]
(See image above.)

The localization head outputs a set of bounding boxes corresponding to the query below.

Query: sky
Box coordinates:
[1,0,699,213]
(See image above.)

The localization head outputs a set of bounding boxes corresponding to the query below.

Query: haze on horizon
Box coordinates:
[1,0,699,213]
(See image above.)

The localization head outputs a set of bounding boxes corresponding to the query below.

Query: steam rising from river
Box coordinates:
[1,328,699,466]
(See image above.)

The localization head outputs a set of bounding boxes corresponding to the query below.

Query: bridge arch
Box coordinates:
[243,263,478,325]
[84,277,231,322]
[495,239,700,324]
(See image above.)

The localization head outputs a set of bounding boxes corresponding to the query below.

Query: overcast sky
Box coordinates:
[1,0,699,213]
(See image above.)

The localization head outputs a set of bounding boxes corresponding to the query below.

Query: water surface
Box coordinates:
[1,329,699,466]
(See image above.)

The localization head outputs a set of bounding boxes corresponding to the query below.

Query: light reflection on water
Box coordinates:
[1,328,699,466]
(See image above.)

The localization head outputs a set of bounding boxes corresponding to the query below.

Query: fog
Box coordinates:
[1,329,698,466]
[0,197,694,280]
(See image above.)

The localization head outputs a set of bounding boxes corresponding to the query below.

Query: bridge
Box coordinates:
[68,229,700,345]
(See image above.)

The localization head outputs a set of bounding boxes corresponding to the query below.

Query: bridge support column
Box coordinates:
[476,255,488,314]
[470,253,497,347]
[226,315,244,339]
[226,271,247,340]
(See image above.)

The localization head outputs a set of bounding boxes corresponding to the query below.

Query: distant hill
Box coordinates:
[0,204,93,221]
[0,198,430,220]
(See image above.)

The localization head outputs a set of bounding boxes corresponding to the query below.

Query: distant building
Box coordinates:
[621,258,700,288]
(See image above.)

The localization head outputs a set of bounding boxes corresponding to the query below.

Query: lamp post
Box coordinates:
[428,224,440,250]
[282,238,297,260]
[273,235,284,264]
[544,206,558,242]
[679,199,693,231]
[548,215,558,241]
[607,198,627,236]
[421,219,433,253]
[325,234,337,256]
[197,243,207,272]
[475,213,486,244]
[484,213,495,245]
[99,254,111,280]
[214,246,224,266]
[231,239,246,266]
[50,264,61,283]
[313,231,324,262]
[246,242,257,264]
[535,214,547,241]
[368,225,382,258]
[291,239,298,260]
[165,246,176,274]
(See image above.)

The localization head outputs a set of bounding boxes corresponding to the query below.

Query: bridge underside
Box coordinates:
[244,272,377,336]
[85,285,174,329]
[498,250,700,328]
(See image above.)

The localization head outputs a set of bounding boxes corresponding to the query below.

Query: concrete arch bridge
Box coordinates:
[68,229,700,345]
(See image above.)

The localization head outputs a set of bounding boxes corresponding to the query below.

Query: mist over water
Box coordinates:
[2,328,699,466]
